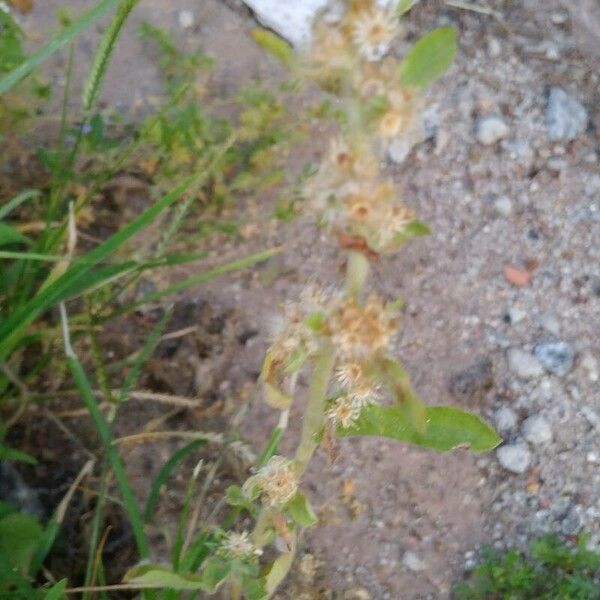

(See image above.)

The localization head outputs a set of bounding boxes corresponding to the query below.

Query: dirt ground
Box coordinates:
[12,0,600,598]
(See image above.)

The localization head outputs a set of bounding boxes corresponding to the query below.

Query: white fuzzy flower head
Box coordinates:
[219,531,262,560]
[327,395,362,429]
[254,455,298,507]
[335,360,380,406]
[351,5,399,61]
[329,294,398,359]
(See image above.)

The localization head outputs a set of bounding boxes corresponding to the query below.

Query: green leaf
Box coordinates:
[43,579,67,600]
[0,513,43,572]
[0,444,37,464]
[144,439,206,522]
[251,29,294,68]
[403,220,431,237]
[338,404,501,453]
[201,556,232,592]
[265,553,294,595]
[378,357,426,433]
[124,563,204,590]
[0,223,30,247]
[286,492,318,527]
[397,0,419,15]
[0,0,122,95]
[243,577,268,600]
[399,27,457,89]
[226,485,254,510]
[255,426,284,469]
[0,190,39,221]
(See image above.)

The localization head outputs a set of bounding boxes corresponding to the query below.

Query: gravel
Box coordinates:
[497,443,532,474]
[521,414,553,445]
[533,341,575,376]
[494,406,518,432]
[475,116,509,145]
[507,348,545,379]
[402,551,427,572]
[545,86,589,141]
[494,196,513,217]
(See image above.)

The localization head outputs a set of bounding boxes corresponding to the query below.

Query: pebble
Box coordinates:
[507,306,526,324]
[387,137,412,164]
[581,352,599,382]
[344,588,372,600]
[476,116,509,145]
[533,341,575,376]
[448,357,494,403]
[487,37,502,58]
[494,406,518,432]
[537,313,561,336]
[494,196,513,217]
[522,414,553,445]
[561,506,583,535]
[402,551,427,572]
[177,10,194,29]
[507,348,544,379]
[546,86,588,141]
[497,443,531,474]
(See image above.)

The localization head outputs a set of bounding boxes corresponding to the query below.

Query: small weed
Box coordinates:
[454,535,600,600]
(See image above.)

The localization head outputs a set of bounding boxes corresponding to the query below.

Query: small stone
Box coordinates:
[546,87,588,141]
[587,451,599,464]
[507,348,544,379]
[476,116,509,145]
[448,357,494,403]
[494,406,518,432]
[522,414,553,445]
[177,10,194,29]
[402,551,427,572]
[387,137,412,164]
[537,313,561,336]
[494,196,513,217]
[487,37,502,58]
[533,342,575,376]
[561,507,583,535]
[581,353,599,382]
[507,306,526,324]
[497,443,531,474]
[344,589,372,600]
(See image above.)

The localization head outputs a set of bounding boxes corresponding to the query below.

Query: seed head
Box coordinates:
[351,4,399,62]
[327,395,362,429]
[219,531,262,560]
[254,455,298,507]
[335,360,380,405]
[329,295,397,359]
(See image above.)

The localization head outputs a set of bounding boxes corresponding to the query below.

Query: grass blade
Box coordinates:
[0,190,39,220]
[0,172,203,361]
[143,439,206,523]
[0,0,121,96]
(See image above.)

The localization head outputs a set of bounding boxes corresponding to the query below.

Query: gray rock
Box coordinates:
[497,443,531,474]
[476,116,509,145]
[402,551,427,572]
[177,10,194,29]
[494,406,518,432]
[507,348,544,379]
[533,341,575,376]
[507,306,526,324]
[388,137,412,164]
[448,357,494,403]
[546,87,588,141]
[522,414,553,445]
[561,506,584,535]
[537,313,561,336]
[494,196,513,217]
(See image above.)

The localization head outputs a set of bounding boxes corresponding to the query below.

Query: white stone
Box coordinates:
[487,37,502,58]
[388,137,412,164]
[522,414,553,445]
[243,0,393,48]
[497,443,531,474]
[537,313,561,336]
[508,306,526,324]
[494,196,513,217]
[507,348,544,379]
[177,10,194,29]
[402,551,427,572]
[494,406,518,432]
[476,116,509,145]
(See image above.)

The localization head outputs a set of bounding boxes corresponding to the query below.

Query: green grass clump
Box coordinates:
[454,535,600,600]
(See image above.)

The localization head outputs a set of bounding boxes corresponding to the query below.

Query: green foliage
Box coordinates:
[338,404,501,453]
[251,29,295,68]
[454,535,600,600]
[0,8,25,74]
[399,27,457,88]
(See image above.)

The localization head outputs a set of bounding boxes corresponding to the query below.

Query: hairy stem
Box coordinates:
[345,250,370,298]
[295,350,335,472]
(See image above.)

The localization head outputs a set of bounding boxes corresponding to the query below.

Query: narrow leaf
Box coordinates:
[265,553,293,595]
[201,556,231,592]
[43,579,67,600]
[0,444,37,464]
[251,29,294,68]
[124,563,204,590]
[399,27,457,88]
[338,404,501,453]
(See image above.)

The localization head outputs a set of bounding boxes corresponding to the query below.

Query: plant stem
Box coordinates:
[294,350,335,472]
[345,250,369,298]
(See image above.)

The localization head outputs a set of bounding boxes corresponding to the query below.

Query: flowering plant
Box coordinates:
[124,2,500,597]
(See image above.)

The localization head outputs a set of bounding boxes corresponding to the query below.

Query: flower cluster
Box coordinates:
[218,531,263,561]
[243,455,299,507]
